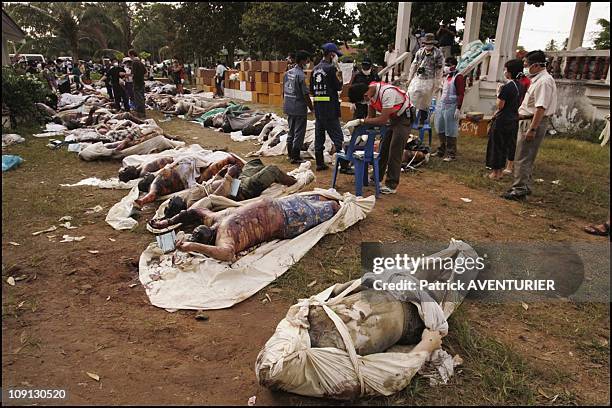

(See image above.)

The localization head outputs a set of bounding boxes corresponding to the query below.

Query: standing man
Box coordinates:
[383,43,397,83]
[72,63,83,91]
[502,50,557,201]
[103,59,129,112]
[407,33,444,129]
[123,57,135,106]
[310,42,350,172]
[129,49,146,119]
[349,57,380,119]
[102,59,114,101]
[433,56,465,161]
[214,60,227,98]
[283,50,314,164]
[346,80,415,195]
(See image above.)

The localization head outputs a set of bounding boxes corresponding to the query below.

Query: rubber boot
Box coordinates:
[339,158,355,175]
[290,149,305,164]
[443,137,457,161]
[315,151,328,171]
[434,133,447,157]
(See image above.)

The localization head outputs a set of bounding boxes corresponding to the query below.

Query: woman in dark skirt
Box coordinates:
[486,59,525,180]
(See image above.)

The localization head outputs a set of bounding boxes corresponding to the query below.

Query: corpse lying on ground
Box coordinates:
[149,194,340,262]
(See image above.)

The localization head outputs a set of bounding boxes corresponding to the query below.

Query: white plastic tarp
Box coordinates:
[255,239,478,399]
[138,189,375,310]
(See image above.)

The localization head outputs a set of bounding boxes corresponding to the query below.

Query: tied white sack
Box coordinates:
[255,239,478,399]
[61,177,139,189]
[138,188,375,310]
[147,160,316,233]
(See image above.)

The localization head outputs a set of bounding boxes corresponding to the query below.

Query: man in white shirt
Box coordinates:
[503,50,558,201]
[383,43,397,83]
[214,61,227,98]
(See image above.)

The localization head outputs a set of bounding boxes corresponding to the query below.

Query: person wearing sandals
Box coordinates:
[486,59,525,180]
[584,217,610,238]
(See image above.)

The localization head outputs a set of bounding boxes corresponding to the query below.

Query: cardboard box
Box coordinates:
[261,61,270,72]
[255,72,268,83]
[255,82,268,93]
[459,118,491,138]
[270,72,283,83]
[340,102,353,123]
[269,94,283,106]
[246,81,256,92]
[239,61,246,71]
[340,84,350,102]
[256,93,269,104]
[251,61,262,71]
[268,82,282,95]
[271,60,288,73]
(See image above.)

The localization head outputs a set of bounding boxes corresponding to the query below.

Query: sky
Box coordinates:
[345,2,610,50]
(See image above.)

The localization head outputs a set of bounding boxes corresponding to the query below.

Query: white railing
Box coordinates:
[378,51,411,78]
[545,49,610,82]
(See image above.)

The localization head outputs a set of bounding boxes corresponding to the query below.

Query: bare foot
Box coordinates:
[488,171,502,180]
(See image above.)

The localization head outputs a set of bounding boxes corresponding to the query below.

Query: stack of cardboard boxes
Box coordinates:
[192,61,354,121]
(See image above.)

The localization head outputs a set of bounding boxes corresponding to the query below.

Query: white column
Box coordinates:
[463,2,483,54]
[567,2,591,50]
[511,2,525,56]
[395,2,412,55]
[394,2,412,78]
[488,2,525,83]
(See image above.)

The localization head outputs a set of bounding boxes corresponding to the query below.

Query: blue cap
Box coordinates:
[321,43,343,57]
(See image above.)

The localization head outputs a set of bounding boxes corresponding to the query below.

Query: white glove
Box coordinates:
[343,118,363,129]
[454,108,461,120]
[349,103,356,113]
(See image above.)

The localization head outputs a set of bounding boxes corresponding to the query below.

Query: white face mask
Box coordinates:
[523,67,531,76]
[443,66,451,75]
[332,54,339,64]
[114,62,119,67]
[425,45,434,52]
[362,69,371,75]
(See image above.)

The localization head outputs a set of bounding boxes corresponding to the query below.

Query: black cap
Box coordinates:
[362,57,372,66]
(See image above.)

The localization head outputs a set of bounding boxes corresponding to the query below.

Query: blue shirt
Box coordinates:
[310,60,342,119]
[283,65,309,116]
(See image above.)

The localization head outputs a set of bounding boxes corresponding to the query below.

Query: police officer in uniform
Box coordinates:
[310,43,351,172]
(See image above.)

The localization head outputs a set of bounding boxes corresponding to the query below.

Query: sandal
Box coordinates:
[583,222,610,237]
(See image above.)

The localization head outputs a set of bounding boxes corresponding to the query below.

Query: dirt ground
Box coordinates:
[2,107,609,406]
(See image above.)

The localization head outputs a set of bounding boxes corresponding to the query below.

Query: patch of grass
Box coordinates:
[426,131,610,221]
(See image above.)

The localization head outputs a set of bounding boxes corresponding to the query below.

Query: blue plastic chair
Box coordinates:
[413,99,437,146]
[331,125,388,198]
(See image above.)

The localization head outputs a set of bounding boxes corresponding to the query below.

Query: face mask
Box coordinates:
[362,69,371,75]
[332,54,339,64]
[114,62,119,67]
[425,45,434,52]
[523,67,531,76]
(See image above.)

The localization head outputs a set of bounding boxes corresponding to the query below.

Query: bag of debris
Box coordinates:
[255,239,479,400]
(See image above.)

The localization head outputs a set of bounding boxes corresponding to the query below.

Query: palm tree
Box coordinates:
[4,2,124,60]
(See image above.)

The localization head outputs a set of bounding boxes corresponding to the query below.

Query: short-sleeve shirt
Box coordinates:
[216,64,227,78]
[310,60,342,118]
[411,47,445,80]
[518,69,558,117]
[132,59,146,88]
[108,66,125,87]
[496,80,524,124]
[283,66,309,116]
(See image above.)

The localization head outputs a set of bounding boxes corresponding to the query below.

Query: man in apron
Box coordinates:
[434,56,465,161]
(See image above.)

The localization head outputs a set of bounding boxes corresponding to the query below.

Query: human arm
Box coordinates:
[525,107,546,141]
[300,75,314,112]
[411,329,443,354]
[175,237,235,262]
[362,107,396,125]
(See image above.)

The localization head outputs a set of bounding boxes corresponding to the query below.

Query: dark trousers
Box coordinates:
[134,85,146,116]
[378,114,411,189]
[215,77,224,96]
[125,82,135,103]
[112,85,130,111]
[106,83,114,101]
[314,114,344,154]
[287,115,307,157]
[486,119,518,170]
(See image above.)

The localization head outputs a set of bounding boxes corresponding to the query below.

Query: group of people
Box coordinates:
[99,50,147,118]
[281,37,562,204]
